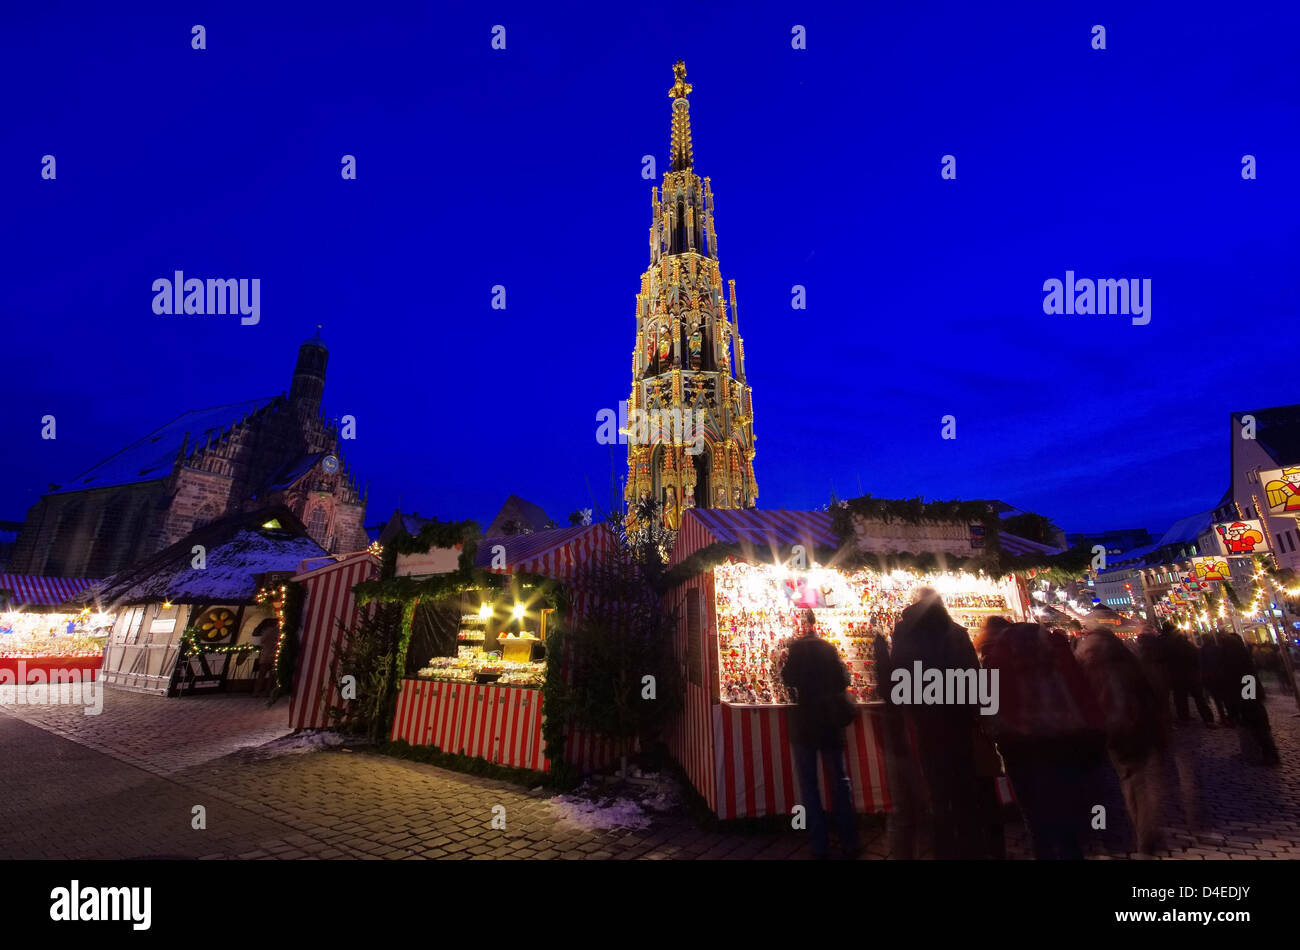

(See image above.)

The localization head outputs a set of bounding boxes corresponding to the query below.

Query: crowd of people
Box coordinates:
[781,589,1289,860]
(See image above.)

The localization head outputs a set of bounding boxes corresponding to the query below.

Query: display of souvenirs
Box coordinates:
[713,561,1013,707]
[457,614,487,643]
[417,655,545,688]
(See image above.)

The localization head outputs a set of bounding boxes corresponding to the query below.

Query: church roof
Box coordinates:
[251,452,327,498]
[51,397,275,495]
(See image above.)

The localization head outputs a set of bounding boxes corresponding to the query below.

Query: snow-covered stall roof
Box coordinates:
[81,507,326,608]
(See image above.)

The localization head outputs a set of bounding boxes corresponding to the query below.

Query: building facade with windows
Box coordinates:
[10,336,367,577]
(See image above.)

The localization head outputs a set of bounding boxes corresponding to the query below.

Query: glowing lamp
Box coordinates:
[478,602,493,620]
[512,603,526,620]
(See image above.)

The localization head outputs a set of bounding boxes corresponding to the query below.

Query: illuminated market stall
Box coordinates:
[381,522,622,774]
[0,574,107,681]
[80,508,326,694]
[664,506,1034,821]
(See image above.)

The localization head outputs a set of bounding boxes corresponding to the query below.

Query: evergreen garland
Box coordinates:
[659,496,1094,587]
[353,567,571,745]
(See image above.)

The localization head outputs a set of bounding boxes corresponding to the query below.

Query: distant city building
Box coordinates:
[1065,527,1154,557]
[1230,404,1300,569]
[10,336,367,577]
[484,495,552,537]
[0,520,21,573]
[377,510,434,549]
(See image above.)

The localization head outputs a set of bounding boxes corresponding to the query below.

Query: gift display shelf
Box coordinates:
[714,561,1011,707]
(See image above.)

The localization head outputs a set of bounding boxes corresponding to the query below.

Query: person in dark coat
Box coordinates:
[979,621,1106,859]
[1135,624,1174,722]
[1218,633,1281,766]
[1162,623,1214,725]
[888,588,984,860]
[1075,627,1172,853]
[781,609,860,859]
[874,629,918,859]
[1199,632,1234,725]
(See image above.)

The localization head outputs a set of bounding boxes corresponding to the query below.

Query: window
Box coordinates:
[116,606,146,645]
[307,507,329,546]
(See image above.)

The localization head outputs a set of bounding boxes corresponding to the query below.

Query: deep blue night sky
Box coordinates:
[2,2,1297,536]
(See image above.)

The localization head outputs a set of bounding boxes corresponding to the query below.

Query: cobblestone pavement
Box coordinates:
[2,686,1299,860]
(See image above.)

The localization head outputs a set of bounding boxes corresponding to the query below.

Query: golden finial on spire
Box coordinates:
[669,60,692,99]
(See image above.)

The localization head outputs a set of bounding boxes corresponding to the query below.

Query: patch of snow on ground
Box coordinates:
[547,774,684,831]
[245,730,345,757]
[549,793,655,832]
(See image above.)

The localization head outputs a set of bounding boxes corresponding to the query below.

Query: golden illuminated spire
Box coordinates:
[625,61,758,534]
[668,60,692,99]
[668,60,693,172]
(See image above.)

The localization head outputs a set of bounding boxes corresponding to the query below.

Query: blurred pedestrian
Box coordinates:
[781,609,861,859]
[1076,626,1176,853]
[1200,632,1235,725]
[888,587,984,859]
[874,628,920,859]
[1218,633,1281,767]
[1163,623,1214,725]
[1135,623,1174,721]
[978,621,1106,860]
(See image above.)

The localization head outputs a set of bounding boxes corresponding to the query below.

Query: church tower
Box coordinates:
[626,61,757,531]
[290,329,328,418]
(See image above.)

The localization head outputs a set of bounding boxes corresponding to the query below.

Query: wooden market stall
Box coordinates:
[0,574,106,682]
[288,551,381,731]
[80,508,325,695]
[386,523,623,774]
[664,507,1034,821]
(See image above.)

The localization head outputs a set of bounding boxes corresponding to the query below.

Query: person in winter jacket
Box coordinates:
[1199,632,1235,725]
[976,621,1106,860]
[1218,633,1281,767]
[1075,626,1172,854]
[1135,624,1174,724]
[781,609,860,858]
[1162,623,1215,725]
[888,587,984,859]
[874,629,920,859]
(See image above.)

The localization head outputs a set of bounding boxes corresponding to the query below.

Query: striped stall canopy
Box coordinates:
[475,523,619,584]
[289,553,380,731]
[669,508,837,568]
[0,574,99,609]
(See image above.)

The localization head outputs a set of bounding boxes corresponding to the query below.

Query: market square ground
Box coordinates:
[2,687,1300,860]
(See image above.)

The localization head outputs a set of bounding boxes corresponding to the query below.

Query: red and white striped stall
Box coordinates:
[389,524,622,775]
[289,552,381,731]
[667,508,1035,820]
[666,509,893,819]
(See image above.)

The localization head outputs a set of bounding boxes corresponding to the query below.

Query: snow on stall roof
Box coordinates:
[52,398,275,494]
[110,530,325,604]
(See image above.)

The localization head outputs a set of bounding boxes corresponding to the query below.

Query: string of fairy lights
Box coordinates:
[255,583,289,676]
